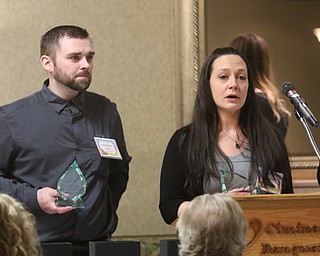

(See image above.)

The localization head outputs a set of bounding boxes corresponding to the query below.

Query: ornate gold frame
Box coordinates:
[174,0,205,126]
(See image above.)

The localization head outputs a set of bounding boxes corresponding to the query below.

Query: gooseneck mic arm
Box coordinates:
[281,81,320,185]
[318,164,320,186]
[293,110,320,159]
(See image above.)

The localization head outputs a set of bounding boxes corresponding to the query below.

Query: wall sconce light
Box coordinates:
[314,27,320,43]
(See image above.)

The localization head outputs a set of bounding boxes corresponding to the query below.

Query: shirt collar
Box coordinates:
[40,79,86,113]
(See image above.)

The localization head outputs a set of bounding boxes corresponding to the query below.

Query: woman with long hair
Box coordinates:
[159,47,293,225]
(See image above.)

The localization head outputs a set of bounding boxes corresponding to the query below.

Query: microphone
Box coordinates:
[281,81,319,128]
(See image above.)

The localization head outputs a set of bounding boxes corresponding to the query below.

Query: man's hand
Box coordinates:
[37,187,74,214]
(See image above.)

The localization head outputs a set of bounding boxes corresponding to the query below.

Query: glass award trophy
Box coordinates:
[56,160,87,208]
[220,169,261,194]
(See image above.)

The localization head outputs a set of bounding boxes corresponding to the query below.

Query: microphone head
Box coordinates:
[281,81,296,96]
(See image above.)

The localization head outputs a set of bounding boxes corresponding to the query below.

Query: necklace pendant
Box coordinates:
[235,142,241,149]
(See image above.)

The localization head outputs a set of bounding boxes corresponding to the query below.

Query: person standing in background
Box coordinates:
[230,32,291,138]
[0,25,131,255]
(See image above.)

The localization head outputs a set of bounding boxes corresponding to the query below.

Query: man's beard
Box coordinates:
[53,66,91,92]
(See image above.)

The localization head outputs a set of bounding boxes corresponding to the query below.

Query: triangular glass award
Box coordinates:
[56,160,87,208]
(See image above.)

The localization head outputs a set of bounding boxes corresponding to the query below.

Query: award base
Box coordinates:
[56,198,85,209]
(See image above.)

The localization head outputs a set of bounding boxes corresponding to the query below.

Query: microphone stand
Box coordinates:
[294,110,320,185]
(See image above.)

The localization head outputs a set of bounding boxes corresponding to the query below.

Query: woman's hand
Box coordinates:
[177,201,191,218]
[227,186,251,195]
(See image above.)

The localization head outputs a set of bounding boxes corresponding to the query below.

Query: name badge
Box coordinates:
[94,137,123,160]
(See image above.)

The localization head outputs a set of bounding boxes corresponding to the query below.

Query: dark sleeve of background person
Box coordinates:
[256,93,289,139]
[280,154,294,194]
[255,94,293,194]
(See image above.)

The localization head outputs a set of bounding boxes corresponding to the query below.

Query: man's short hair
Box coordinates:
[40,25,90,62]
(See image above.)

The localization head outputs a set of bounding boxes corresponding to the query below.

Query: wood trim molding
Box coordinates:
[290,156,319,192]
[174,0,206,127]
[290,155,319,169]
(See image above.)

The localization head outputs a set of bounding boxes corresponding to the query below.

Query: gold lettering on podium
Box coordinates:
[265,222,320,235]
[246,221,320,255]
[261,244,320,255]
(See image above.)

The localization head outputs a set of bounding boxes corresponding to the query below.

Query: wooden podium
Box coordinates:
[235,193,320,255]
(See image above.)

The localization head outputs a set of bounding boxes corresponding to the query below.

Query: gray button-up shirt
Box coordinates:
[0,80,131,242]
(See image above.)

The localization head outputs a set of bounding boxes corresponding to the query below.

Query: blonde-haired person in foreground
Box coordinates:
[0,193,42,256]
[176,193,247,256]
